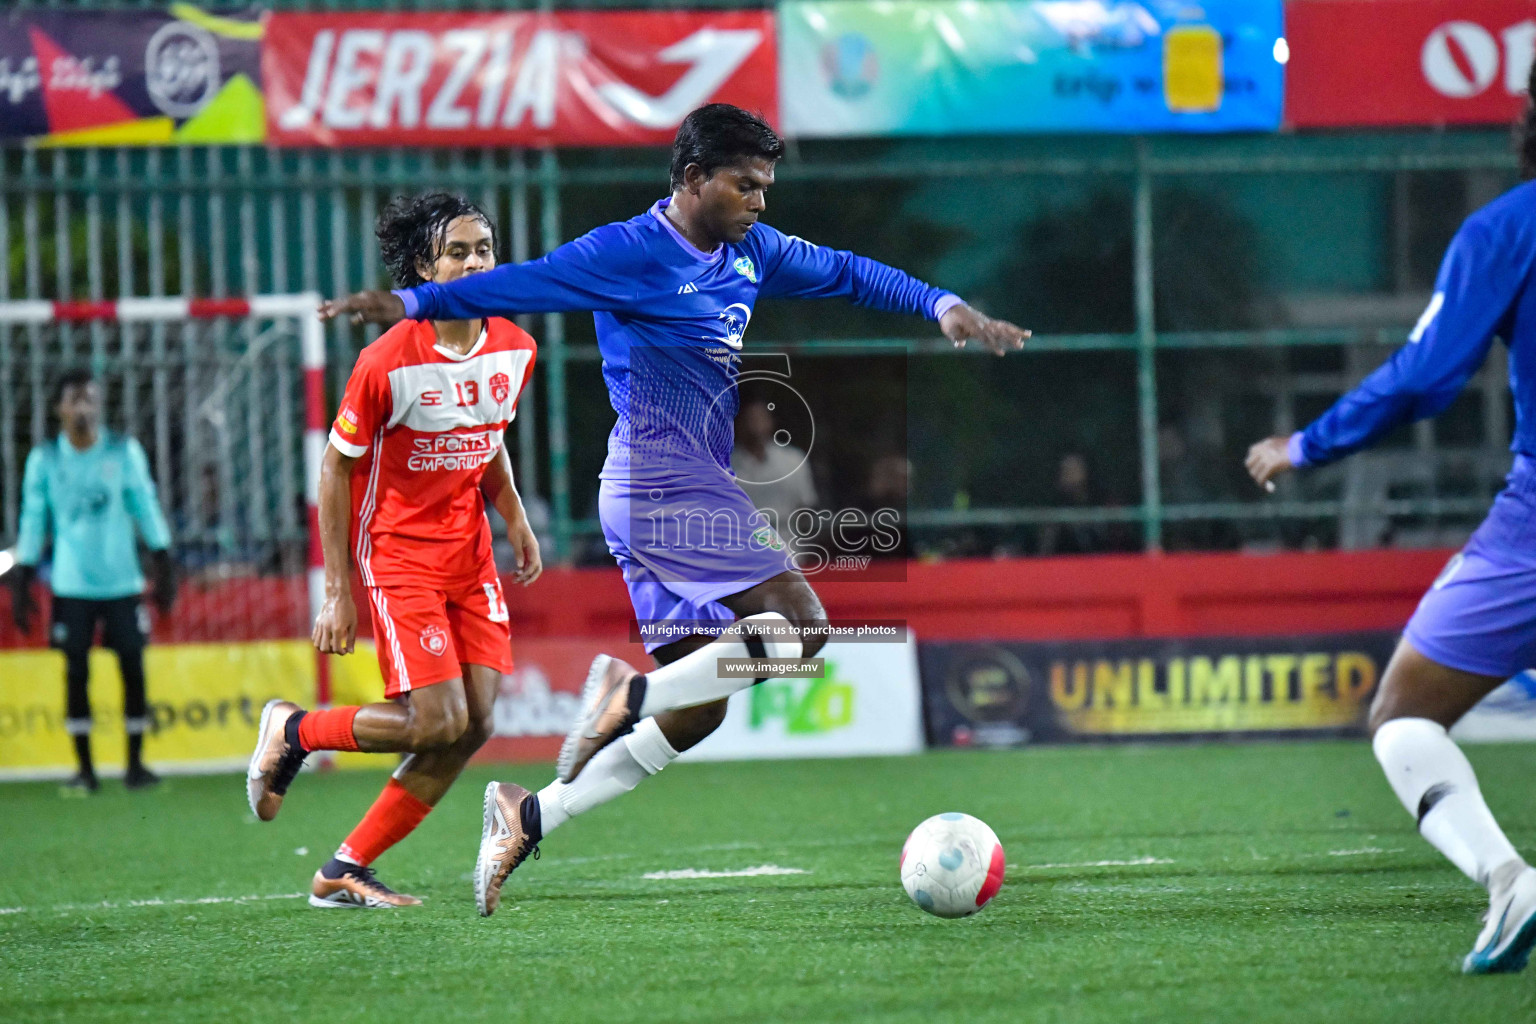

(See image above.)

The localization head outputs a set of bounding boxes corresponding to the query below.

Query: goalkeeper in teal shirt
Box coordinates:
[10,369,177,792]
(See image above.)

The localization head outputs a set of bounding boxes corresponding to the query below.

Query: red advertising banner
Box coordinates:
[1286,0,1536,128]
[262,11,776,147]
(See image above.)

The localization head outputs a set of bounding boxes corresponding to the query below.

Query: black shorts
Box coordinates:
[49,596,148,658]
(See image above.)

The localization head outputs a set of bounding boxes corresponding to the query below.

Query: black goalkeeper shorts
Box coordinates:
[49,595,148,659]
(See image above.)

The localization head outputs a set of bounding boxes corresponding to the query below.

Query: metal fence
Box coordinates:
[0,311,314,637]
[0,127,1522,561]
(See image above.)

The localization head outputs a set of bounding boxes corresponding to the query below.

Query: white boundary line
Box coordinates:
[1327,847,1404,857]
[1,893,305,916]
[1022,856,1173,870]
[0,846,1416,916]
[641,865,809,880]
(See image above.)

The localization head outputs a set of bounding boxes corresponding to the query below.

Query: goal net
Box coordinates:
[0,295,327,777]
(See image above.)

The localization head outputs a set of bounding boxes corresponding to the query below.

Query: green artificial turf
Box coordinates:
[3,742,1535,1023]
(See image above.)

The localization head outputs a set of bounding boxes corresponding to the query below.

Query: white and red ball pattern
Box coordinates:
[899,813,1005,918]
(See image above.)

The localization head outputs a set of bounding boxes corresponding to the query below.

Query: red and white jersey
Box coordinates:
[328,317,536,589]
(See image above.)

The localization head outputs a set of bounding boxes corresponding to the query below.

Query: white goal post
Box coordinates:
[0,293,332,705]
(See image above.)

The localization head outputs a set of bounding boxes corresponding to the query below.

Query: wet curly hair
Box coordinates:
[1519,62,1536,180]
[375,192,497,289]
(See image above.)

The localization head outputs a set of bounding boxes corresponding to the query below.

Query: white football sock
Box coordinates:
[1373,717,1525,888]
[536,717,679,837]
[637,612,801,718]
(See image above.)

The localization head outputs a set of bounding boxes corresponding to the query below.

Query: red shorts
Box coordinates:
[365,566,512,698]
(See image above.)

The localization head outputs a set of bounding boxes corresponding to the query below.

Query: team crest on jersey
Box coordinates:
[717,303,753,350]
[751,526,785,551]
[489,372,511,405]
[420,624,448,656]
[733,256,757,283]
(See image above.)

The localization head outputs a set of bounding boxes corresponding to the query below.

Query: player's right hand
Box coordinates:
[311,590,357,654]
[318,291,406,326]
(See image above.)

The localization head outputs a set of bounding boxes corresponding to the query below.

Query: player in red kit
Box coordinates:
[246,193,542,908]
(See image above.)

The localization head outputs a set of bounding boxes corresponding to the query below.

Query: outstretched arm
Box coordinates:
[756,227,1026,355]
[1246,217,1522,489]
[320,224,645,326]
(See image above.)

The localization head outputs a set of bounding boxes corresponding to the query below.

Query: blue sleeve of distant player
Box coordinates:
[15,448,49,566]
[123,440,172,551]
[403,224,645,321]
[755,226,960,320]
[1293,219,1523,468]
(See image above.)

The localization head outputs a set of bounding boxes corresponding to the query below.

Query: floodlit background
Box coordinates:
[3,5,1536,1020]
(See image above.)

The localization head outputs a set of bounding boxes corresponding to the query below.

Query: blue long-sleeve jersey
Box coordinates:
[403,199,958,474]
[1293,179,1536,468]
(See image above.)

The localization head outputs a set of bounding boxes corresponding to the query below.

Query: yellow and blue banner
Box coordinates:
[919,632,1396,745]
[779,0,1284,137]
[0,641,312,777]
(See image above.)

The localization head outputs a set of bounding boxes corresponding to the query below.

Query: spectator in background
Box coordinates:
[732,398,819,538]
[9,369,176,793]
[1037,451,1137,555]
[835,452,912,560]
[1158,422,1241,551]
[176,463,259,582]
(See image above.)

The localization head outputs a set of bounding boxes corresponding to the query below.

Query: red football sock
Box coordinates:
[337,778,433,866]
[297,706,361,753]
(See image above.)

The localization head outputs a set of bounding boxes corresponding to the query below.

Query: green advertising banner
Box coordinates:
[780,0,1284,137]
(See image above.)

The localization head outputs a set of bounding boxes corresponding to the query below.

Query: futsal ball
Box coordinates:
[900,812,1005,918]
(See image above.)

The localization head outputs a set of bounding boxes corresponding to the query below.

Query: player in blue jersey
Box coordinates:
[321,104,1027,915]
[10,369,177,793]
[1245,81,1536,974]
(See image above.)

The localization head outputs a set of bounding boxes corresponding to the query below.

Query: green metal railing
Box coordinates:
[1,120,1522,558]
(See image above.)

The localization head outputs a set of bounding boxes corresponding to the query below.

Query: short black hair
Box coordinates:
[375,192,496,289]
[669,104,785,190]
[51,367,95,407]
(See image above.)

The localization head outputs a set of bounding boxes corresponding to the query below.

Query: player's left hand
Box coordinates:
[506,517,542,586]
[941,304,1029,356]
[1244,435,1294,492]
[149,550,177,613]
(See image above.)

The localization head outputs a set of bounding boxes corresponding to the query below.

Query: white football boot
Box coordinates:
[1464,865,1536,974]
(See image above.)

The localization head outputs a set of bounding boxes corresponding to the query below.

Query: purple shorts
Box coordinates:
[1405,454,1536,678]
[598,465,792,652]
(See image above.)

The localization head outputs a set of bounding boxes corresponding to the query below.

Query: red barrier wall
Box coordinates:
[497,549,1452,643]
[811,549,1451,641]
[0,549,1452,649]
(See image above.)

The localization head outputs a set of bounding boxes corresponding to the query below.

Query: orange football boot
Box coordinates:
[309,862,422,909]
[556,655,644,783]
[475,782,541,917]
